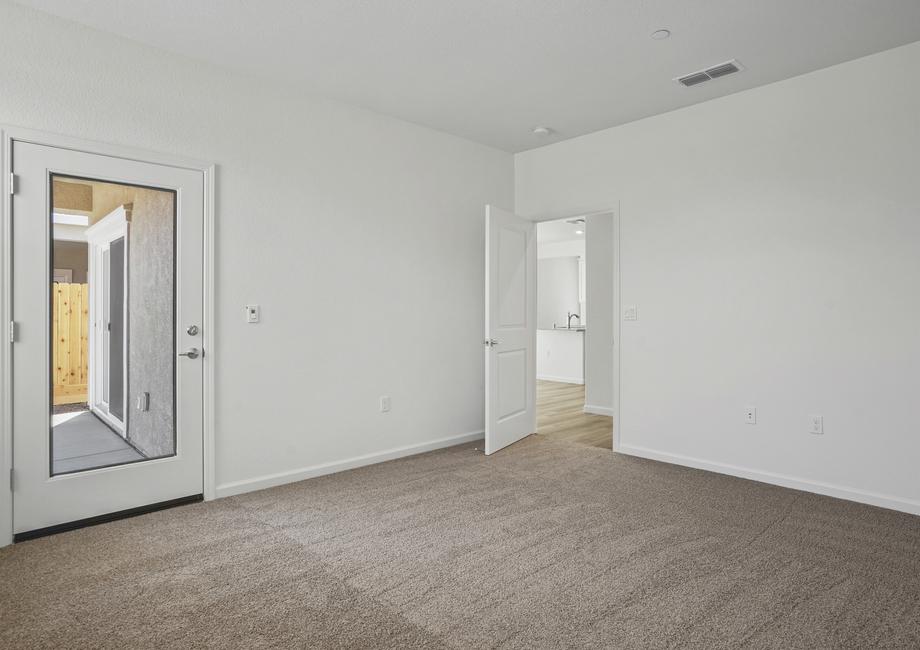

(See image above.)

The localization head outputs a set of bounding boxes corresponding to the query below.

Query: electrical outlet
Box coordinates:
[809,415,824,435]
[379,396,391,413]
[624,305,639,321]
[744,407,756,425]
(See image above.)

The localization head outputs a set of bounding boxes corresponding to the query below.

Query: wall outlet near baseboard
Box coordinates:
[744,407,756,425]
[379,396,391,413]
[809,415,824,435]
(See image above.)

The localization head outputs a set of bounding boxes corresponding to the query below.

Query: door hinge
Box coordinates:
[9,468,13,492]
[9,321,16,343]
[8,173,15,196]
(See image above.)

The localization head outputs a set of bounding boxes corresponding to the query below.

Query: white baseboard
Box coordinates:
[537,374,584,385]
[215,430,484,499]
[583,404,614,416]
[617,443,920,516]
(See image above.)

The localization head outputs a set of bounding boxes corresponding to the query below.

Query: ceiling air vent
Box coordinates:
[675,59,743,87]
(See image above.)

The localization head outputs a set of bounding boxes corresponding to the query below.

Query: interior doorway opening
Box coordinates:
[483,205,616,456]
[534,212,614,450]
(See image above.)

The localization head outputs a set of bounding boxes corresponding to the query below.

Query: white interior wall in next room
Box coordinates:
[515,41,920,514]
[0,0,513,499]
[536,235,585,384]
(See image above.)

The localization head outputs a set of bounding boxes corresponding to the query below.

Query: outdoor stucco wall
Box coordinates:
[126,189,175,458]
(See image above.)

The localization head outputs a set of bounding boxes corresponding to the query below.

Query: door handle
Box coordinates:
[178,347,203,359]
[483,339,499,347]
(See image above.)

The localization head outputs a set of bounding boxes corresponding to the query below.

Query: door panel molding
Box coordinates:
[0,125,215,547]
[484,204,537,455]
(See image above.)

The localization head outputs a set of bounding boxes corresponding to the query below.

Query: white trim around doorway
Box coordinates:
[0,125,217,547]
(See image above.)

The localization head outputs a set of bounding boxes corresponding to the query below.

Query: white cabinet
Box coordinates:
[536,329,584,384]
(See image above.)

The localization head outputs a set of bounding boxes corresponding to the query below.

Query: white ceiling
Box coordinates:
[14,0,920,152]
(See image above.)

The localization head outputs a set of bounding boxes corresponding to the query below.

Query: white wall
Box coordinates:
[536,236,586,385]
[584,213,614,414]
[537,257,580,330]
[0,0,513,517]
[538,237,586,322]
[516,41,920,514]
[537,239,585,260]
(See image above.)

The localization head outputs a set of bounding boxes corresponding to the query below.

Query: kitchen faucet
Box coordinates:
[567,312,580,328]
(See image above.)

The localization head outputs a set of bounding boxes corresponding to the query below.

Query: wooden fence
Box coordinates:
[52,282,89,405]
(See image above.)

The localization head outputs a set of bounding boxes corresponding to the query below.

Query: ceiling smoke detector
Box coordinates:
[675,59,744,87]
[650,29,671,40]
[532,126,553,136]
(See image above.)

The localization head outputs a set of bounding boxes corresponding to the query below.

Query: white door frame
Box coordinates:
[85,206,129,434]
[0,125,217,547]
[528,206,621,453]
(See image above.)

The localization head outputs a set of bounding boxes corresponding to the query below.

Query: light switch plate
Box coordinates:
[809,415,824,435]
[745,407,756,425]
[245,304,260,323]
[624,305,638,321]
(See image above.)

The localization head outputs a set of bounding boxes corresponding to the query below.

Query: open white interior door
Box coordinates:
[484,205,536,455]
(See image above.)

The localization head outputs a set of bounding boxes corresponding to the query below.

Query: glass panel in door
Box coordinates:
[50,175,177,475]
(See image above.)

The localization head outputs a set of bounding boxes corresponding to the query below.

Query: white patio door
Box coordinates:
[85,207,130,435]
[11,140,205,537]
[484,205,536,454]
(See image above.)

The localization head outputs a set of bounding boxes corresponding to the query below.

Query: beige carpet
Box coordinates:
[2,436,920,649]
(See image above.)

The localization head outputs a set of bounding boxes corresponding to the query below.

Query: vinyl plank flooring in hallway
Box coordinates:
[537,380,612,449]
